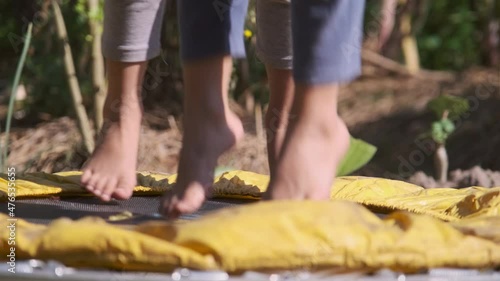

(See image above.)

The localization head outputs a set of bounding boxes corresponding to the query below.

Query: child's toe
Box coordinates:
[80,169,93,184]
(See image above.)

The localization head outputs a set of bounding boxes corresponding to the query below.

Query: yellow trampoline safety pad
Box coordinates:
[1,170,500,273]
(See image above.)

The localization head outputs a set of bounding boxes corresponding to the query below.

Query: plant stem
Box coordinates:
[434,110,450,184]
[52,0,95,154]
[2,23,33,171]
[88,0,106,133]
[400,12,421,73]
[434,143,448,184]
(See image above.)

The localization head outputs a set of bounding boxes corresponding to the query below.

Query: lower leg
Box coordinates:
[264,67,294,175]
[81,60,147,201]
[264,84,350,200]
[160,55,244,218]
[263,0,363,200]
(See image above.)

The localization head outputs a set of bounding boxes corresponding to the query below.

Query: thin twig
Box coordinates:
[52,0,95,154]
[362,49,455,81]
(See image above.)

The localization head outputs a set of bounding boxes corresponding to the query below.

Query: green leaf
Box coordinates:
[2,23,32,171]
[432,121,443,131]
[431,121,446,144]
[441,119,455,133]
[336,137,377,176]
[431,119,455,144]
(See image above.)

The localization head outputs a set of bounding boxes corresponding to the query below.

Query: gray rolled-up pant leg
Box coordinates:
[292,0,365,84]
[102,0,166,62]
[256,0,293,69]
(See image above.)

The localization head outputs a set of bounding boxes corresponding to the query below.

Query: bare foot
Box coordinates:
[80,117,141,201]
[160,110,244,218]
[264,118,349,200]
[80,60,146,201]
[264,85,350,200]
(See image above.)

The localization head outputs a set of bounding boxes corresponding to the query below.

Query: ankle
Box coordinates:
[103,105,142,125]
[185,104,229,128]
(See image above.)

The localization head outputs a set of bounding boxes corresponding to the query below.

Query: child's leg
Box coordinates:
[265,68,294,175]
[81,60,146,201]
[265,0,365,199]
[161,56,244,216]
[160,0,248,217]
[256,0,295,175]
[265,84,350,199]
[81,0,166,201]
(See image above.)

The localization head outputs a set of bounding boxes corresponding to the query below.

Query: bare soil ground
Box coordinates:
[3,68,500,188]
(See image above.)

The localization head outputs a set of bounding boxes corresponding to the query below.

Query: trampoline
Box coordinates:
[1,195,499,281]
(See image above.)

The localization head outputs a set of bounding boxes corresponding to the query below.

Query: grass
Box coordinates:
[1,23,33,172]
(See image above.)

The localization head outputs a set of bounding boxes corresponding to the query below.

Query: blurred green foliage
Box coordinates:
[0,0,97,117]
[364,0,498,70]
[431,119,456,144]
[427,95,470,120]
[418,0,485,70]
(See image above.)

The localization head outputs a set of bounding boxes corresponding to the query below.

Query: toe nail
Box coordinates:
[101,194,110,201]
[94,190,102,196]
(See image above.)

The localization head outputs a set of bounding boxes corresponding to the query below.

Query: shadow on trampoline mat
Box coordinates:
[0,196,255,225]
